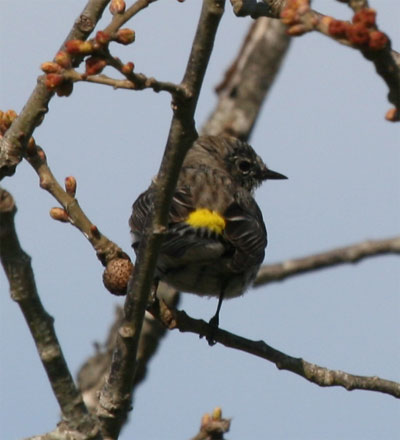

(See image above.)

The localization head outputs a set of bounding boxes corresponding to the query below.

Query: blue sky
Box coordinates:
[1,1,399,439]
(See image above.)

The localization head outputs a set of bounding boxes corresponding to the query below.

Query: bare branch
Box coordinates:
[77,284,179,414]
[0,0,110,179]
[97,2,227,438]
[63,69,184,95]
[0,188,100,438]
[202,17,290,139]
[151,300,400,399]
[255,236,400,286]
[230,0,400,119]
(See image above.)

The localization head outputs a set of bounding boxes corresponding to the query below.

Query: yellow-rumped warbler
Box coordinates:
[130,135,286,336]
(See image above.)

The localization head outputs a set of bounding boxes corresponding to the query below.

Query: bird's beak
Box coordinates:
[261,168,288,180]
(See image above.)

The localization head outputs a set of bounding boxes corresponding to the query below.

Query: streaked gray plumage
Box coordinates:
[129,135,286,329]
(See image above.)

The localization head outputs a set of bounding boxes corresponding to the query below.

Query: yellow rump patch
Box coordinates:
[186,209,226,234]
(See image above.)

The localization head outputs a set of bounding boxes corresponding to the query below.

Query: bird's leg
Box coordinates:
[206,289,225,346]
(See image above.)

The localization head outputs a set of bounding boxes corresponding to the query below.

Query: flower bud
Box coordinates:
[110,0,126,14]
[121,61,134,75]
[50,207,69,223]
[116,28,135,45]
[65,176,77,197]
[45,73,64,90]
[54,51,72,69]
[368,31,389,50]
[56,81,74,97]
[41,62,62,74]
[65,39,94,55]
[85,57,107,75]
[95,31,111,45]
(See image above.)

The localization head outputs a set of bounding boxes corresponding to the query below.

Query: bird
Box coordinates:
[129,135,286,342]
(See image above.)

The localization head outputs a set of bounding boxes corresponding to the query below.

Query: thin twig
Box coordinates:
[202,16,291,139]
[104,0,158,35]
[255,236,400,286]
[230,0,400,118]
[97,1,226,438]
[0,188,101,438]
[24,146,127,266]
[151,300,400,399]
[0,0,110,179]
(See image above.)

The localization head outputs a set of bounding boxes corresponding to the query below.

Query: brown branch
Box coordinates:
[0,0,110,180]
[77,283,179,413]
[255,236,400,286]
[96,1,226,438]
[63,68,183,94]
[24,146,127,267]
[0,188,100,438]
[230,0,400,119]
[151,300,400,399]
[202,17,291,140]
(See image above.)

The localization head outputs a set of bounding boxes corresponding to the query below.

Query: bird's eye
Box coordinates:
[238,159,251,173]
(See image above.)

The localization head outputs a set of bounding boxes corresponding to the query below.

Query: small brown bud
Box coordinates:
[85,57,107,75]
[65,176,77,197]
[50,207,69,223]
[368,31,389,50]
[54,51,72,69]
[41,62,62,74]
[346,23,370,46]
[65,39,93,55]
[116,28,135,45]
[110,0,126,14]
[45,73,64,90]
[200,413,212,428]
[353,8,376,27]
[90,224,101,239]
[103,258,134,295]
[95,31,111,45]
[26,137,37,156]
[121,61,134,75]
[37,148,47,162]
[56,80,74,97]
[385,108,399,122]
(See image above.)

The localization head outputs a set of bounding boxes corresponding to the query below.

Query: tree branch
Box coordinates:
[0,0,110,180]
[202,16,291,140]
[0,188,100,438]
[151,300,400,399]
[230,0,400,119]
[24,145,128,267]
[255,236,400,286]
[97,2,226,438]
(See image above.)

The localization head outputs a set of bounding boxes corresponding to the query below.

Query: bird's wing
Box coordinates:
[223,191,267,272]
[129,184,200,256]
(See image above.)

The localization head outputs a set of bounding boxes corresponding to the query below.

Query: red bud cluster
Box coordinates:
[327,8,389,51]
[85,57,107,75]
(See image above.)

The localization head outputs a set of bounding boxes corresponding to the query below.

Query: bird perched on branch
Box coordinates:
[130,135,286,343]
